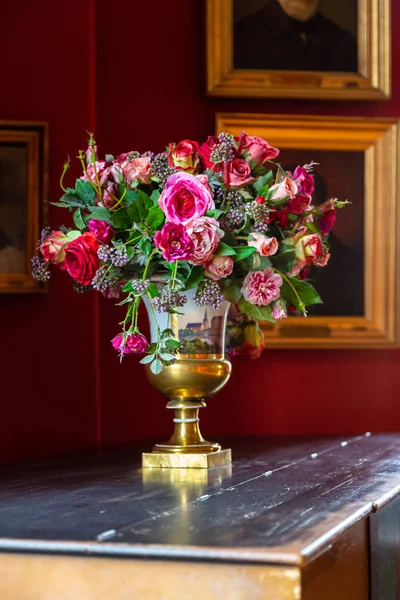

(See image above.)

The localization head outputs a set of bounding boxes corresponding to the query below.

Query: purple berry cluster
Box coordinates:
[91,267,121,292]
[244,201,269,222]
[150,153,177,188]
[98,245,129,267]
[131,279,151,295]
[31,256,50,282]
[194,280,225,311]
[210,133,235,164]
[151,289,187,313]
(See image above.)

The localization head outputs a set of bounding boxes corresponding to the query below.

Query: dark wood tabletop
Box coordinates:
[1,433,400,567]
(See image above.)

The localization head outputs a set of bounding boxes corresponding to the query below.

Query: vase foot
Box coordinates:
[142,448,232,469]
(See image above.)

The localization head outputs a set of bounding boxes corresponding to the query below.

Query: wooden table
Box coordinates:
[0,434,400,599]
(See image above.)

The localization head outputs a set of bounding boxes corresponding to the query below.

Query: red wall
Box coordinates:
[0,1,99,462]
[0,0,399,463]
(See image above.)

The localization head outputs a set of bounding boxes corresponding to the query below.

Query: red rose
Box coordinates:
[319,209,337,235]
[88,219,115,244]
[64,232,101,285]
[222,158,254,190]
[167,139,200,173]
[198,136,219,170]
[238,132,280,167]
[288,193,311,215]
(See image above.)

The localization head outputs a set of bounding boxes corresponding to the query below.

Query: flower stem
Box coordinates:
[78,153,102,200]
[110,186,127,211]
[273,267,306,316]
[170,261,178,289]
[59,158,71,193]
[143,248,158,281]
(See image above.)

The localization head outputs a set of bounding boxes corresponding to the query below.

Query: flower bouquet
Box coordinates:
[33,132,346,374]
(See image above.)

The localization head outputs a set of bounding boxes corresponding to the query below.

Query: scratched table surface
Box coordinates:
[1,434,400,566]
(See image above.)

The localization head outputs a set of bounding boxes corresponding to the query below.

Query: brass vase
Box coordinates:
[142,287,232,468]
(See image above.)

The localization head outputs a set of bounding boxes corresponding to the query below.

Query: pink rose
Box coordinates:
[198,136,220,170]
[248,232,278,257]
[154,222,194,262]
[112,332,148,356]
[88,219,115,244]
[270,177,298,200]
[238,132,280,166]
[272,299,287,320]
[223,158,254,190]
[288,193,311,215]
[293,166,315,194]
[102,182,117,209]
[121,156,152,185]
[205,254,234,281]
[319,209,337,235]
[314,246,331,267]
[195,174,213,195]
[168,139,200,174]
[159,172,214,224]
[241,268,283,306]
[82,161,110,186]
[294,230,322,267]
[40,230,80,265]
[185,217,224,266]
[64,232,101,285]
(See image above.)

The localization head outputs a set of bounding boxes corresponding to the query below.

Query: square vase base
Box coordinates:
[142,448,232,469]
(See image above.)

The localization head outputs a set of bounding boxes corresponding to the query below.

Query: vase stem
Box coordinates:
[152,399,221,454]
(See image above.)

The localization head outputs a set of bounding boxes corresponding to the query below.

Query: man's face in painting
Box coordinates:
[277,0,321,21]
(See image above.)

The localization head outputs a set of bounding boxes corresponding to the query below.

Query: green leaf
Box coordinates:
[56,192,87,209]
[206,209,224,220]
[111,207,130,229]
[253,171,273,194]
[160,352,176,361]
[125,189,138,205]
[140,354,155,365]
[233,246,255,262]
[146,342,158,354]
[238,297,276,323]
[126,246,135,260]
[150,358,163,374]
[73,209,86,231]
[87,207,112,223]
[147,283,160,298]
[306,221,322,235]
[161,328,176,339]
[50,202,71,208]
[240,254,272,272]
[75,179,96,204]
[220,281,242,303]
[138,189,152,208]
[215,242,236,257]
[139,237,152,256]
[146,205,165,230]
[270,249,297,273]
[165,339,180,350]
[150,189,161,204]
[127,191,151,222]
[280,276,322,313]
[183,265,205,291]
[123,282,134,293]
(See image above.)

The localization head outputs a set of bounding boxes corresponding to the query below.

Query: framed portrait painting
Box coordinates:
[216,113,400,348]
[0,122,48,293]
[207,0,390,100]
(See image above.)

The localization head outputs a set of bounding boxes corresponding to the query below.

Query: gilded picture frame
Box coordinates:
[0,122,49,293]
[207,0,391,100]
[216,113,400,348]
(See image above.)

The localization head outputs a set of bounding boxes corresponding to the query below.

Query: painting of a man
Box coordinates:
[0,146,27,274]
[234,0,358,72]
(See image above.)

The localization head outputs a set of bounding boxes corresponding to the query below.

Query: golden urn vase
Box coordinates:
[142,288,232,468]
